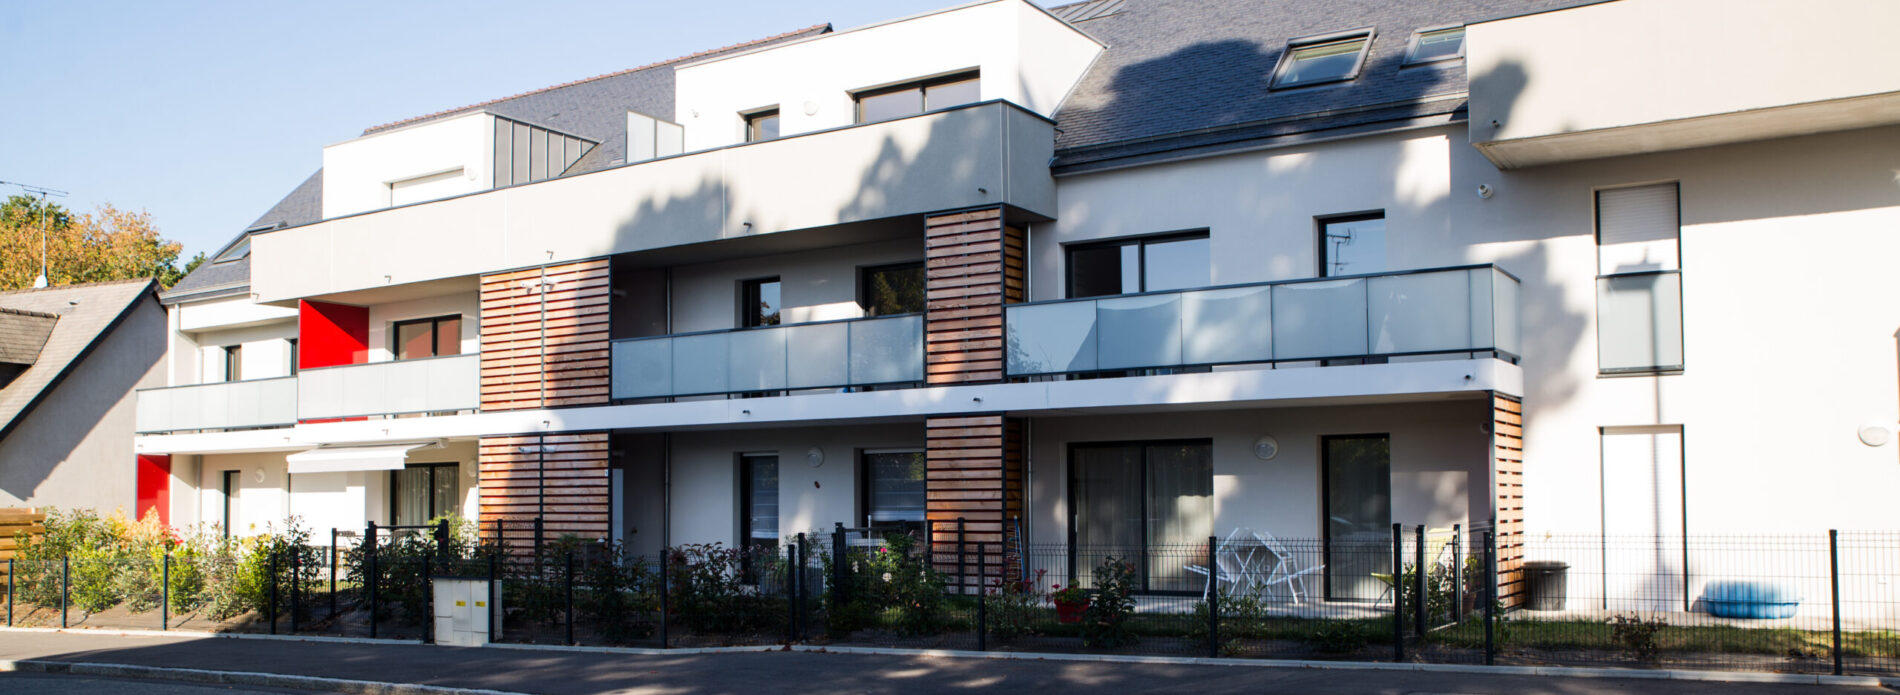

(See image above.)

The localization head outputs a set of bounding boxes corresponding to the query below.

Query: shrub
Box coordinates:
[580,542,659,643]
[1081,556,1137,649]
[1306,621,1371,653]
[986,568,1047,642]
[1609,613,1668,663]
[343,514,476,623]
[665,542,783,635]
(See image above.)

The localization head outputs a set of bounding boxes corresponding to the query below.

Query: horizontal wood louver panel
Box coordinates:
[925,415,1023,592]
[478,432,611,553]
[479,258,611,412]
[923,208,1020,386]
[1492,394,1527,608]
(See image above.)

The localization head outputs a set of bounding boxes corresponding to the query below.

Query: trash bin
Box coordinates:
[1523,561,1569,611]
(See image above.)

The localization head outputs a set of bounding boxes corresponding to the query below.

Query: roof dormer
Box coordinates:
[321,112,596,218]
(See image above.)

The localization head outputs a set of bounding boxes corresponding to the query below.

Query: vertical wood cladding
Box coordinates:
[478,432,611,549]
[1492,394,1526,607]
[479,259,611,411]
[923,207,1022,385]
[925,415,1022,591]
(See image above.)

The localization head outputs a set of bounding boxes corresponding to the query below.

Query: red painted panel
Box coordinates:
[298,300,369,369]
[135,454,171,527]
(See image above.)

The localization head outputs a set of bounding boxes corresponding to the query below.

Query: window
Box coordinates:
[859,262,926,316]
[1066,233,1211,298]
[221,470,241,538]
[1319,213,1387,277]
[1595,183,1683,374]
[213,237,251,264]
[744,109,780,142]
[394,315,461,360]
[222,345,242,382]
[388,168,465,207]
[1271,31,1373,89]
[1404,26,1465,65]
[1321,434,1391,601]
[862,451,926,535]
[854,71,981,123]
[1071,440,1213,593]
[739,454,780,580]
[1600,426,1686,611]
[741,277,782,327]
[391,463,460,527]
[288,338,299,376]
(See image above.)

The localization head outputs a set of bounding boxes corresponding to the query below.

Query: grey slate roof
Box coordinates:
[0,279,156,442]
[1047,0,1594,171]
[167,24,830,301]
[0,308,57,366]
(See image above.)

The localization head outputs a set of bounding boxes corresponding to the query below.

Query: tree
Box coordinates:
[0,194,191,290]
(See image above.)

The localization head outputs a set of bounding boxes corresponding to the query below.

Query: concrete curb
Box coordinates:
[0,658,531,695]
[1,626,1891,689]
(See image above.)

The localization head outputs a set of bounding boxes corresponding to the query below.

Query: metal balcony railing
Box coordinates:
[610,314,924,400]
[134,377,298,434]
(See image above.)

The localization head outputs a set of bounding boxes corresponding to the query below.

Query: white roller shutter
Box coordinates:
[1597,183,1680,275]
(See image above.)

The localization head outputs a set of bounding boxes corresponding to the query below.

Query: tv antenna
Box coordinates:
[0,180,69,288]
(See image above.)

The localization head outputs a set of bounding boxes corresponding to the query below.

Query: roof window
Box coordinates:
[1270,30,1373,89]
[1404,26,1465,65]
[213,237,251,264]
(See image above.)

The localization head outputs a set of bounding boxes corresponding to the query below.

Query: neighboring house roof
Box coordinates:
[1047,0,1594,172]
[167,24,831,301]
[0,279,157,443]
[0,308,58,366]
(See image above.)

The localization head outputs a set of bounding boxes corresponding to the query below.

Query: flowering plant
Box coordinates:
[1049,582,1089,604]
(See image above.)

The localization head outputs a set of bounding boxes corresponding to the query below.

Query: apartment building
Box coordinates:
[132,0,1900,606]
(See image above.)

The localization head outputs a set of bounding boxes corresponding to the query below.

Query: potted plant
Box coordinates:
[1050,583,1089,624]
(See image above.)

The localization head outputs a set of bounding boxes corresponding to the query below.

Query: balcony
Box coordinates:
[297,354,481,420]
[251,100,1056,303]
[610,314,923,400]
[1005,266,1520,377]
[134,378,298,435]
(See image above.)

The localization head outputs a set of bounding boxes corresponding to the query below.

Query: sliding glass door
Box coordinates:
[1071,440,1212,593]
[392,463,460,527]
[1322,434,1391,601]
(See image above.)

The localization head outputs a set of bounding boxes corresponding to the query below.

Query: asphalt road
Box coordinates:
[0,630,1887,695]
[0,673,303,694]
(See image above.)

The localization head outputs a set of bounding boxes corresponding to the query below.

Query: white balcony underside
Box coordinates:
[133,358,1518,454]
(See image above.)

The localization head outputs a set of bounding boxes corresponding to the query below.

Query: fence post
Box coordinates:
[422,554,433,644]
[268,550,279,635]
[487,550,499,645]
[6,558,12,627]
[291,550,302,634]
[1451,524,1463,624]
[435,518,450,562]
[1413,525,1426,637]
[162,553,171,631]
[795,532,807,641]
[1830,529,1843,676]
[1484,529,1496,666]
[534,518,546,575]
[977,542,988,652]
[368,522,379,640]
[564,551,575,646]
[786,543,798,644]
[957,518,967,596]
[60,555,68,628]
[659,546,671,649]
[1391,524,1402,662]
[832,522,848,607]
[1207,534,1220,658]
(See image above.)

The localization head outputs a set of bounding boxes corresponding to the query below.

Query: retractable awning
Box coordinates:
[286,442,433,474]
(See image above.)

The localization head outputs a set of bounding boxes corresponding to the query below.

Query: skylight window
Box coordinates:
[1271,31,1373,89]
[1405,26,1465,65]
[213,237,251,264]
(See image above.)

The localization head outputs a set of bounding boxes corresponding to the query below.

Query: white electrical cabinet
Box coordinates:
[432,577,502,646]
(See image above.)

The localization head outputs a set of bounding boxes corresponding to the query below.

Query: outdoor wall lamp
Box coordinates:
[1857,422,1895,447]
[1253,435,1279,460]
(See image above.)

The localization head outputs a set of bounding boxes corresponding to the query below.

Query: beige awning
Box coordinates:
[287,443,430,474]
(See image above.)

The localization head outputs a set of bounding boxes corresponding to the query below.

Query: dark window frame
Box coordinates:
[743,107,781,143]
[852,70,981,123]
[1064,230,1211,299]
[1269,28,1376,90]
[389,462,459,525]
[1317,211,1387,278]
[1402,25,1466,66]
[856,261,927,316]
[222,345,242,382]
[738,452,780,582]
[220,470,240,538]
[739,277,783,328]
[1064,437,1215,595]
[1593,182,1685,376]
[287,338,299,375]
[859,449,928,535]
[1319,432,1392,602]
[392,314,462,360]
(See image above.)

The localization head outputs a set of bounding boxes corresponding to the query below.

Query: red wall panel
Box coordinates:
[298,300,369,369]
[135,454,171,527]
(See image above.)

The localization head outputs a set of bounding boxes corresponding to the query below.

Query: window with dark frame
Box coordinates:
[390,462,460,527]
[745,108,780,142]
[1595,182,1684,374]
[220,470,240,538]
[1065,232,1211,299]
[288,338,299,375]
[394,315,462,360]
[1319,213,1387,277]
[1271,31,1374,89]
[222,345,242,382]
[1069,439,1213,593]
[854,71,981,124]
[1404,26,1465,65]
[741,277,782,327]
[859,262,927,316]
[739,453,780,582]
[861,450,927,536]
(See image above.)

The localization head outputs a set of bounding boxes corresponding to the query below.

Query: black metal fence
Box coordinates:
[7,523,1899,678]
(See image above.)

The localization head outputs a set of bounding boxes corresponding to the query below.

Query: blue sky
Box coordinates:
[0,0,988,260]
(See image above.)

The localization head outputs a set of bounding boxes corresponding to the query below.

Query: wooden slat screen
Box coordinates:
[923,208,1020,385]
[478,433,611,550]
[479,258,611,412]
[925,415,1023,592]
[1492,394,1526,607]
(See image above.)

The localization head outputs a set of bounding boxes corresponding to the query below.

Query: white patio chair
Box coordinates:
[1253,530,1324,603]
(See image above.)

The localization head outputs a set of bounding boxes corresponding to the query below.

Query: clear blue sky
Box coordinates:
[0,0,996,260]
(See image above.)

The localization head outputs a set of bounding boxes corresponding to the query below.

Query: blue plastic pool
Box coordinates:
[1702,580,1799,619]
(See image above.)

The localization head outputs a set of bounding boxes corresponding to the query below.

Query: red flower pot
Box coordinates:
[1055,598,1089,624]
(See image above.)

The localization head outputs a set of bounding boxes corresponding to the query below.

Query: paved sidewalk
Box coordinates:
[0,631,1888,695]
